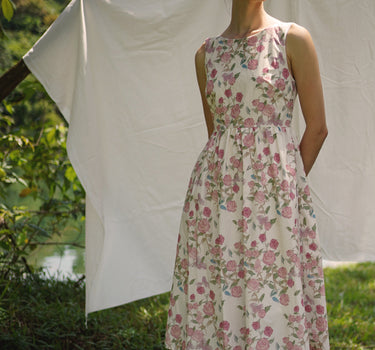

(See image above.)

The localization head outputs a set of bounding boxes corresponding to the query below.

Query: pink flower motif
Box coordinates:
[203,207,211,217]
[275,78,286,91]
[218,97,224,104]
[175,314,182,324]
[316,305,325,314]
[210,69,217,78]
[206,80,214,94]
[215,234,224,245]
[181,259,188,270]
[263,250,276,265]
[304,185,310,195]
[238,270,245,278]
[256,338,270,350]
[280,180,289,191]
[244,118,255,127]
[257,102,265,111]
[236,92,243,102]
[267,163,279,178]
[263,147,270,155]
[305,305,312,313]
[220,320,230,331]
[255,191,266,204]
[192,330,204,342]
[270,238,279,249]
[227,200,237,212]
[209,290,215,300]
[223,174,232,186]
[238,218,248,231]
[263,104,275,117]
[203,301,215,316]
[233,184,239,193]
[309,243,318,251]
[271,58,279,69]
[257,44,265,52]
[240,327,250,335]
[280,293,290,306]
[171,325,181,339]
[198,218,210,233]
[248,36,258,46]
[278,267,287,278]
[197,286,205,294]
[231,104,241,118]
[190,293,195,300]
[264,326,273,337]
[281,206,292,219]
[252,321,260,330]
[226,260,237,271]
[287,99,294,110]
[242,207,252,218]
[243,133,255,148]
[248,59,258,70]
[259,233,266,242]
[252,99,260,106]
[282,68,290,79]
[234,346,242,350]
[231,285,242,297]
[316,317,328,332]
[247,279,260,291]
[274,153,280,163]
[221,52,231,63]
[225,89,232,98]
[218,149,224,158]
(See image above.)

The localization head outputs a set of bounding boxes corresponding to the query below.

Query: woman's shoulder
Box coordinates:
[286,23,314,46]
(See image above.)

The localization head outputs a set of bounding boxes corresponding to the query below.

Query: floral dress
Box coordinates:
[165,21,330,350]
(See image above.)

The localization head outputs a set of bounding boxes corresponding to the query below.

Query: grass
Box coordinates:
[0,262,374,349]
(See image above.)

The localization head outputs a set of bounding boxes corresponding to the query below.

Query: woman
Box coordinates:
[165,0,329,349]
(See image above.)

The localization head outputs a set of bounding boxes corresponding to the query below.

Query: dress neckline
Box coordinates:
[216,22,282,41]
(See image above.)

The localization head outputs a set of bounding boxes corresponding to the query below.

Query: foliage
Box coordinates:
[0,273,169,349]
[0,0,85,278]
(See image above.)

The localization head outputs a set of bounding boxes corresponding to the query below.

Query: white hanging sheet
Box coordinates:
[23,0,375,314]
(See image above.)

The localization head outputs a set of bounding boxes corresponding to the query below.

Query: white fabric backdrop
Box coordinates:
[22,0,375,314]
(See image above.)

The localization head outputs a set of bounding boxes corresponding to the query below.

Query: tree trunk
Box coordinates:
[0,59,30,102]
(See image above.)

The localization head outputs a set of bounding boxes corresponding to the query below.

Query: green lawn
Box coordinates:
[0,262,374,349]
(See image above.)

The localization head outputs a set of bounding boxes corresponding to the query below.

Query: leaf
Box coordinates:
[65,166,76,182]
[1,0,15,21]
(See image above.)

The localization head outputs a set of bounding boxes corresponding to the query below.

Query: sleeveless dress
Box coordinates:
[165,22,330,350]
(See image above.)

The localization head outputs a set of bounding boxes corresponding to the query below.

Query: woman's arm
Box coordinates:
[195,43,214,139]
[286,24,328,176]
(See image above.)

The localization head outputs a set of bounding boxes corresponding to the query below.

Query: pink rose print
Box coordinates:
[263,104,275,117]
[270,238,279,249]
[281,206,292,219]
[274,153,280,163]
[203,301,215,316]
[259,233,266,242]
[210,69,217,78]
[275,78,286,91]
[206,80,214,94]
[247,279,260,291]
[227,200,237,212]
[226,260,237,271]
[242,207,252,217]
[304,185,310,195]
[278,267,287,278]
[316,317,328,332]
[316,305,325,314]
[257,44,265,52]
[282,68,290,79]
[252,321,260,330]
[243,133,255,148]
[223,174,232,186]
[175,314,182,323]
[255,191,266,204]
[231,285,242,297]
[236,92,243,102]
[263,250,276,265]
[192,330,204,342]
[233,184,239,193]
[225,89,232,98]
[280,180,289,191]
[215,234,224,245]
[248,36,258,46]
[231,104,241,118]
[309,243,318,251]
[280,293,289,306]
[264,326,273,337]
[220,320,230,331]
[271,58,279,69]
[198,218,210,232]
[221,52,231,63]
[256,338,270,350]
[267,163,279,178]
[197,286,205,294]
[171,325,181,339]
[248,59,258,70]
[263,147,270,155]
[203,207,211,217]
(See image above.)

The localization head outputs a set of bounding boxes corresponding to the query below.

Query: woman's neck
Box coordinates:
[224,1,273,38]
